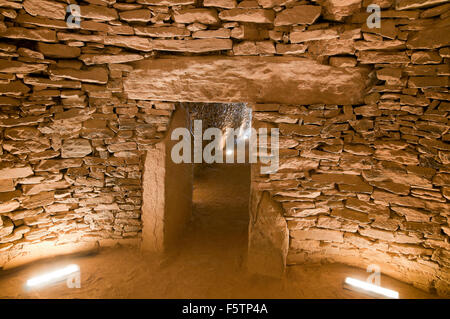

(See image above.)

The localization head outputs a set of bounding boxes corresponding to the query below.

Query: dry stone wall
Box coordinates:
[251,100,449,295]
[0,0,448,294]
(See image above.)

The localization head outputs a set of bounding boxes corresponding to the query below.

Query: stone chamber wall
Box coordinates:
[0,0,448,294]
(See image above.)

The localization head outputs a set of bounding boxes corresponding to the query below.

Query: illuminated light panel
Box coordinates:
[344,277,399,299]
[226,149,233,155]
[26,264,80,289]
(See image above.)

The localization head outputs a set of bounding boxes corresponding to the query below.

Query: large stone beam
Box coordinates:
[124,56,370,105]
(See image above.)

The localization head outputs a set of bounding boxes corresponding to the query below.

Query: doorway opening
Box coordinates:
[141,102,252,263]
[181,102,252,274]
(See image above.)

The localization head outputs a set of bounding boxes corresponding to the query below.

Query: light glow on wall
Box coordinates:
[26,264,80,289]
[344,277,399,299]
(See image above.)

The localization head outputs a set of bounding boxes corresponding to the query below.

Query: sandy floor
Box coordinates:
[0,164,437,299]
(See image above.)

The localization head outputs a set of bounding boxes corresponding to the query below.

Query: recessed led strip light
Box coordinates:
[344,277,399,299]
[26,264,80,289]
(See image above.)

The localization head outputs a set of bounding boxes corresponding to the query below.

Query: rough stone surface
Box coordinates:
[152,39,233,53]
[119,9,152,22]
[274,6,321,26]
[174,9,220,25]
[396,0,448,10]
[0,60,46,74]
[80,5,118,21]
[204,0,237,8]
[407,27,450,49]
[320,0,362,21]
[37,43,81,58]
[0,166,33,179]
[125,56,369,104]
[0,27,56,42]
[290,29,339,43]
[49,67,109,84]
[80,54,144,65]
[219,9,275,23]
[23,0,66,20]
[248,191,289,278]
[61,139,92,158]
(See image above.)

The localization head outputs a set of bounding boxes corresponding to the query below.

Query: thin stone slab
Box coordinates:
[396,0,448,10]
[0,27,56,42]
[124,56,369,105]
[23,0,66,20]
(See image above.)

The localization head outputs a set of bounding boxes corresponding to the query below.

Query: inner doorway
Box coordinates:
[183,102,252,269]
[141,102,252,259]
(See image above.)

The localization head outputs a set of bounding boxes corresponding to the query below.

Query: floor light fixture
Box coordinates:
[26,264,80,290]
[344,277,399,299]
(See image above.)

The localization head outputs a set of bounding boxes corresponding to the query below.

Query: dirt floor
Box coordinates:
[0,164,437,299]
